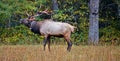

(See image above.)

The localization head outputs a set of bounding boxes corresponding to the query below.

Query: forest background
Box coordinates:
[0,0,120,45]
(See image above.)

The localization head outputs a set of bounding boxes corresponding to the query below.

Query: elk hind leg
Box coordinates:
[64,34,72,52]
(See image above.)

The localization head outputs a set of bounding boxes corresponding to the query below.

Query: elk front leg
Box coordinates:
[48,36,51,51]
[43,35,48,51]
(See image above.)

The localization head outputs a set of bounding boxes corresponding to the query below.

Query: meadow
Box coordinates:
[0,45,120,61]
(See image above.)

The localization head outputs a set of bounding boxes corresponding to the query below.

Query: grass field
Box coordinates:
[0,45,120,61]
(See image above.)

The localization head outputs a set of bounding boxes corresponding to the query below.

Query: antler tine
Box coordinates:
[39,5,41,9]
[42,8,51,15]
[33,15,38,17]
[25,11,30,17]
[44,8,48,12]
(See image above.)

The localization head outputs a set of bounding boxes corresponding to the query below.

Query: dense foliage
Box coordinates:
[0,0,120,45]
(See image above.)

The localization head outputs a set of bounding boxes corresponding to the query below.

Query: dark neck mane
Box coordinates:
[29,21,40,34]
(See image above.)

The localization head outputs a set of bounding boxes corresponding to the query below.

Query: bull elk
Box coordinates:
[20,11,75,52]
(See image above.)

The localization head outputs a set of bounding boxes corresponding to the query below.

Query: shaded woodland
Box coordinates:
[0,0,120,45]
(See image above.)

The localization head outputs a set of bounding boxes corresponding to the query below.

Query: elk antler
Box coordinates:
[25,11,30,17]
[42,9,50,15]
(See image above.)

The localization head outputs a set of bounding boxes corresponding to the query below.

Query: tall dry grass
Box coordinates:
[0,45,120,61]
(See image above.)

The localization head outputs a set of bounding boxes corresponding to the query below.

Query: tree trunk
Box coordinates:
[118,5,120,17]
[88,0,99,45]
[8,19,11,28]
[52,0,59,19]
[52,0,59,11]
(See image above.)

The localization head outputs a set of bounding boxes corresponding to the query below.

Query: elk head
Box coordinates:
[20,12,36,27]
